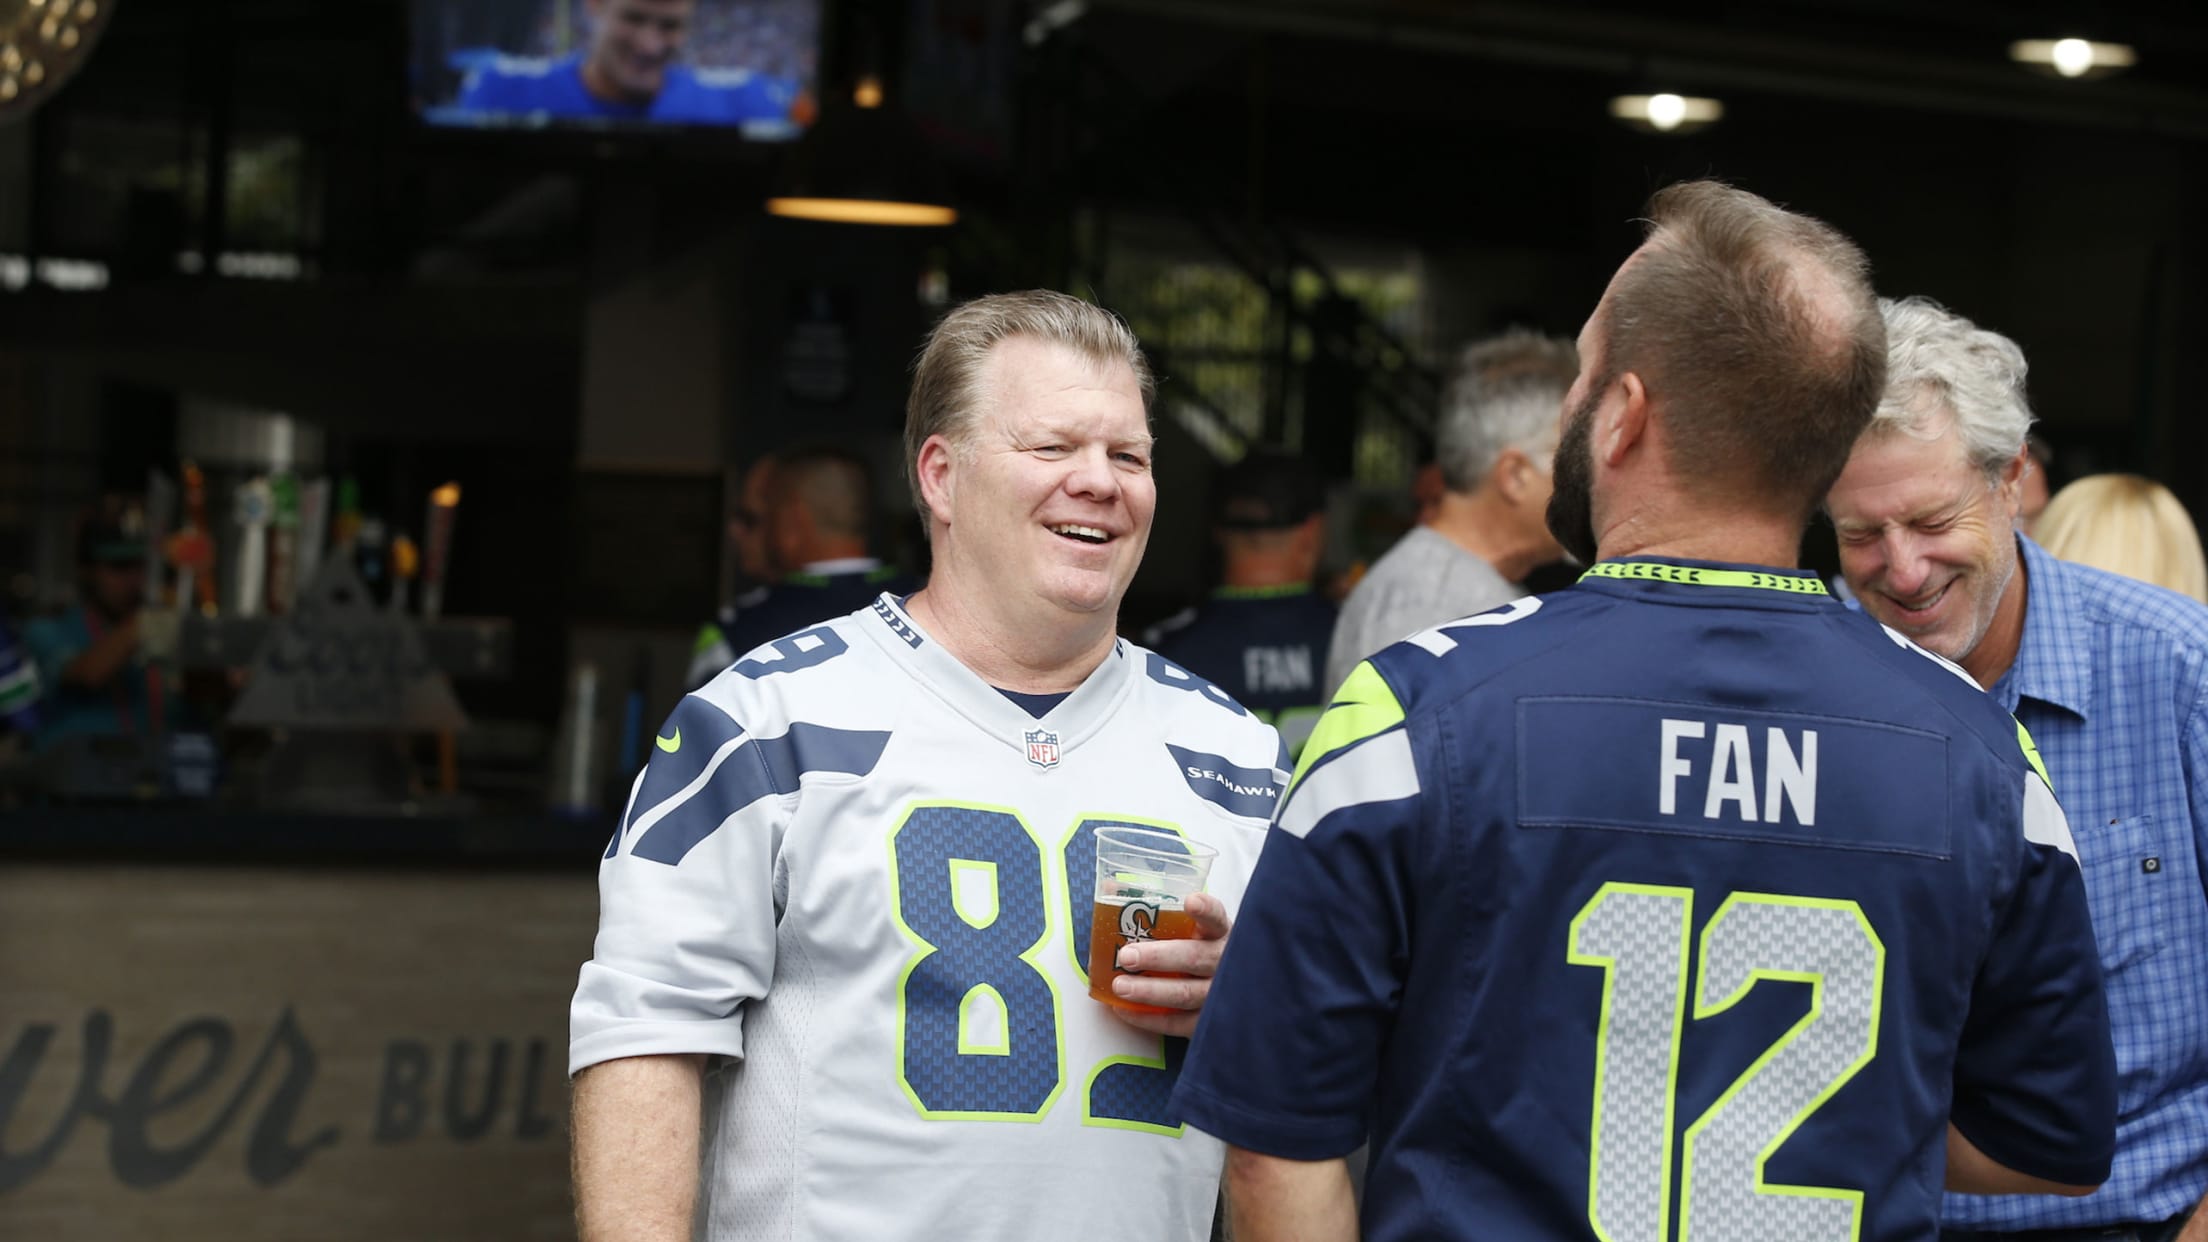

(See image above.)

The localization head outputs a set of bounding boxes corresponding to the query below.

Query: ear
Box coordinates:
[915,434,959,526]
[1597,371,1652,467]
[1490,447,1539,504]
[1994,444,2029,518]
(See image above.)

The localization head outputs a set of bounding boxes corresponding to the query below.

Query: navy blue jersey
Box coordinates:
[453,52,797,126]
[1145,585,1337,759]
[0,613,38,733]
[1173,558,2116,1242]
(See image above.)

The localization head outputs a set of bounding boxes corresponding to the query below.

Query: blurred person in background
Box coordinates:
[687,455,778,688]
[1145,449,1336,759]
[456,0,798,125]
[686,446,914,690]
[0,608,40,743]
[1827,297,2208,1242]
[2033,473,2208,604]
[2018,433,2055,536]
[1323,329,1578,695]
[21,506,173,748]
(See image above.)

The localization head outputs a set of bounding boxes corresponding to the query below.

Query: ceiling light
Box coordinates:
[2009,38,2136,79]
[764,78,958,228]
[1609,93,1723,136]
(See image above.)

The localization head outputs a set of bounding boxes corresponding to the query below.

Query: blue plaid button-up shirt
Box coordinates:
[1944,536,2208,1230]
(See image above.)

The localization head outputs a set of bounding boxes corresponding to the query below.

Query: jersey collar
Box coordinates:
[1213,582,1313,601]
[1577,557,1831,598]
[854,592,1139,758]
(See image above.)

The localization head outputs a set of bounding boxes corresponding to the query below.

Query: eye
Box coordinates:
[1114,450,1150,468]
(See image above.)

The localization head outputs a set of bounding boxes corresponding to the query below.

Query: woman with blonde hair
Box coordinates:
[2035,473,2208,603]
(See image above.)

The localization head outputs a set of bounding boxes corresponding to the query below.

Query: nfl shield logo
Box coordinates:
[1025,727,1062,771]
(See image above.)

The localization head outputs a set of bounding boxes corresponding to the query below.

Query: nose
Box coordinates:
[1063,445,1120,503]
[635,22,676,58]
[1879,530,1935,598]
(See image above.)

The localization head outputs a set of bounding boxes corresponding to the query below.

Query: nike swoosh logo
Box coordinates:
[656,729,681,754]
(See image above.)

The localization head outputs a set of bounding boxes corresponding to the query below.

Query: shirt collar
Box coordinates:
[1577,556,1830,597]
[796,557,881,577]
[1996,534,2093,720]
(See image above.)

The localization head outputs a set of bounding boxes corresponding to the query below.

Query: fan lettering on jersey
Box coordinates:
[1241,646,1314,694]
[1657,719,1818,827]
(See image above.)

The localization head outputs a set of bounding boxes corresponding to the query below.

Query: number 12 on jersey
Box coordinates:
[1569,883,1885,1242]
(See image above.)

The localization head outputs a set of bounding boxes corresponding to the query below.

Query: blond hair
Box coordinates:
[2035,474,2208,603]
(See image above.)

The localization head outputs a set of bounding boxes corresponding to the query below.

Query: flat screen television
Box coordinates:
[411,0,818,139]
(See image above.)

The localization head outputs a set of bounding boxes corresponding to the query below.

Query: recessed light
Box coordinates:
[2010,38,2136,79]
[1609,93,1724,135]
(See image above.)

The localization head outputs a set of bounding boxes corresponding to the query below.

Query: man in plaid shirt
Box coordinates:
[1830,295,2208,1242]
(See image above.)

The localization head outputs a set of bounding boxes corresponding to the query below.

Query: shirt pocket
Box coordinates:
[2078,813,2180,976]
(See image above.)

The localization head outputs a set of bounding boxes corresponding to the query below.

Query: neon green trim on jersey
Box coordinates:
[887,800,1066,1124]
[691,623,725,657]
[956,983,1012,1057]
[1213,582,1313,601]
[1082,1053,1185,1137]
[1289,662,1405,799]
[2015,718,2053,792]
[1579,561,1830,595]
[948,858,1001,930]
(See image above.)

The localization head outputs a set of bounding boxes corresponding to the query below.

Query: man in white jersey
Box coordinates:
[570,291,1283,1241]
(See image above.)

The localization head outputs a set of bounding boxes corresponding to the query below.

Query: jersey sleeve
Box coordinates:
[1949,770,2117,1186]
[569,691,786,1075]
[1172,661,1426,1158]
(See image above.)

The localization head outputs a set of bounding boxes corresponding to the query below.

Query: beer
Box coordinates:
[1088,893,1200,1013]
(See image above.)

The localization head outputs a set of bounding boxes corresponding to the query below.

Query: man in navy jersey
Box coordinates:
[1146,450,1336,759]
[1173,181,2116,1242]
[685,446,915,689]
[454,0,796,127]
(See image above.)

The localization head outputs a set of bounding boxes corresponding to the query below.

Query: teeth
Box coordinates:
[1049,524,1109,542]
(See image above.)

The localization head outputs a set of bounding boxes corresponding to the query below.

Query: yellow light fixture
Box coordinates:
[2009,38,2135,79]
[764,197,958,226]
[1609,93,1724,135]
[0,0,114,121]
[763,75,958,228]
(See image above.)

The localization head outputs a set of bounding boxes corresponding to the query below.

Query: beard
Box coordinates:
[1545,389,1601,566]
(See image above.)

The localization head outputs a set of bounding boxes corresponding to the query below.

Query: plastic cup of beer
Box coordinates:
[1088,826,1218,1014]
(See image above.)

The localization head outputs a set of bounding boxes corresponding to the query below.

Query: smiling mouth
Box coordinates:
[1886,582,1952,622]
[1048,523,1112,545]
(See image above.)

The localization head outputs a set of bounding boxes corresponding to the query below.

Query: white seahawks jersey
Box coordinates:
[572,594,1283,1241]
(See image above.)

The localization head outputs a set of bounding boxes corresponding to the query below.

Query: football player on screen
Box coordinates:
[455,0,798,128]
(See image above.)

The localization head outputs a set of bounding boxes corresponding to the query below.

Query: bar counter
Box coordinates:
[0,805,609,1241]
